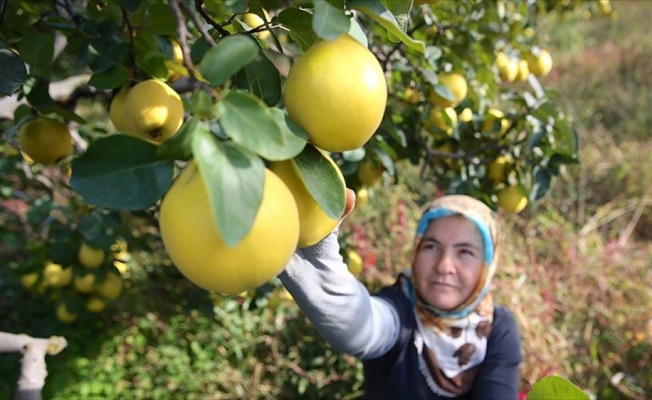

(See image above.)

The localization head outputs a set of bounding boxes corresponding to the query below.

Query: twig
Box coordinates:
[120,6,138,80]
[617,188,651,247]
[194,0,230,39]
[284,359,352,387]
[54,0,83,28]
[168,0,200,83]
[178,0,217,46]
[579,197,641,236]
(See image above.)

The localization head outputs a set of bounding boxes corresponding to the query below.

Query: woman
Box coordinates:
[279,193,522,399]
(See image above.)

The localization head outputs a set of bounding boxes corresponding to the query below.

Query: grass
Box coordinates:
[1,1,651,399]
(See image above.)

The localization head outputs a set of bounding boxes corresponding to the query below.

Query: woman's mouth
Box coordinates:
[431,281,455,288]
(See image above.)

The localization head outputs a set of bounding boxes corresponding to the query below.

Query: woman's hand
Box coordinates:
[342,188,356,221]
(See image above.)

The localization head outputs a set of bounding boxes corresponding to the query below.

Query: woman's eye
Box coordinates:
[460,249,476,257]
[421,242,438,251]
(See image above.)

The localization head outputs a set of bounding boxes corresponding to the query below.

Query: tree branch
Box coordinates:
[178,0,217,46]
[0,332,67,400]
[194,0,230,39]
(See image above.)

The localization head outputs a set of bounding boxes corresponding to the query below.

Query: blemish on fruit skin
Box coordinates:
[149,130,163,140]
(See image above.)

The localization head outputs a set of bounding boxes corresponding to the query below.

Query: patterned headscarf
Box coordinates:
[400,194,499,396]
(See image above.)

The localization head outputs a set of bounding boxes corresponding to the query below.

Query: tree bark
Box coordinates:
[0,332,67,400]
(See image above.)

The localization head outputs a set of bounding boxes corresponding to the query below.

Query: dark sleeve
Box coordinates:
[471,306,522,400]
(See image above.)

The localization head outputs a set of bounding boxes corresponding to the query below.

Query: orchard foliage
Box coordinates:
[0,1,610,313]
[1,0,592,208]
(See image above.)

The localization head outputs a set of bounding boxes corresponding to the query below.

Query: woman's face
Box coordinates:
[412,215,485,311]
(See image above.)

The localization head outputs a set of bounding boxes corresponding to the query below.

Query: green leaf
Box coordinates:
[235,53,282,106]
[191,130,265,248]
[190,36,211,64]
[87,65,129,90]
[118,0,142,13]
[136,53,169,81]
[2,110,32,141]
[552,118,579,157]
[43,104,86,125]
[549,152,579,167]
[526,122,550,151]
[292,144,345,219]
[70,135,174,211]
[78,213,105,244]
[186,90,216,118]
[425,46,444,63]
[347,17,369,48]
[312,1,350,40]
[246,0,265,17]
[0,48,26,96]
[268,108,309,155]
[218,92,307,161]
[16,28,55,77]
[87,25,128,73]
[278,8,318,51]
[342,148,366,162]
[530,166,552,202]
[156,117,200,161]
[433,84,455,103]
[23,77,54,110]
[373,146,396,176]
[380,119,407,147]
[200,35,260,87]
[381,0,411,33]
[348,1,426,53]
[130,1,177,35]
[527,375,589,400]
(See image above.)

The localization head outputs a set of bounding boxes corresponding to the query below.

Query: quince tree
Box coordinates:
[0,0,611,311]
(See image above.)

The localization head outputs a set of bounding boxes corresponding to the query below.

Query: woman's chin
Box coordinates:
[424,295,460,311]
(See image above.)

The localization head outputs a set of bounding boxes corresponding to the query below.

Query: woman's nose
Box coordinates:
[434,250,455,275]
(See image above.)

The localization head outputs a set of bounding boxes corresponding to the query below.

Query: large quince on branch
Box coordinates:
[158,162,300,295]
[496,52,518,82]
[482,108,510,136]
[284,34,387,152]
[427,107,457,136]
[123,79,184,143]
[429,72,468,108]
[109,85,137,134]
[357,157,385,187]
[78,242,105,268]
[497,184,528,214]
[242,8,271,40]
[18,117,73,165]
[525,48,553,78]
[165,39,186,82]
[270,149,345,248]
